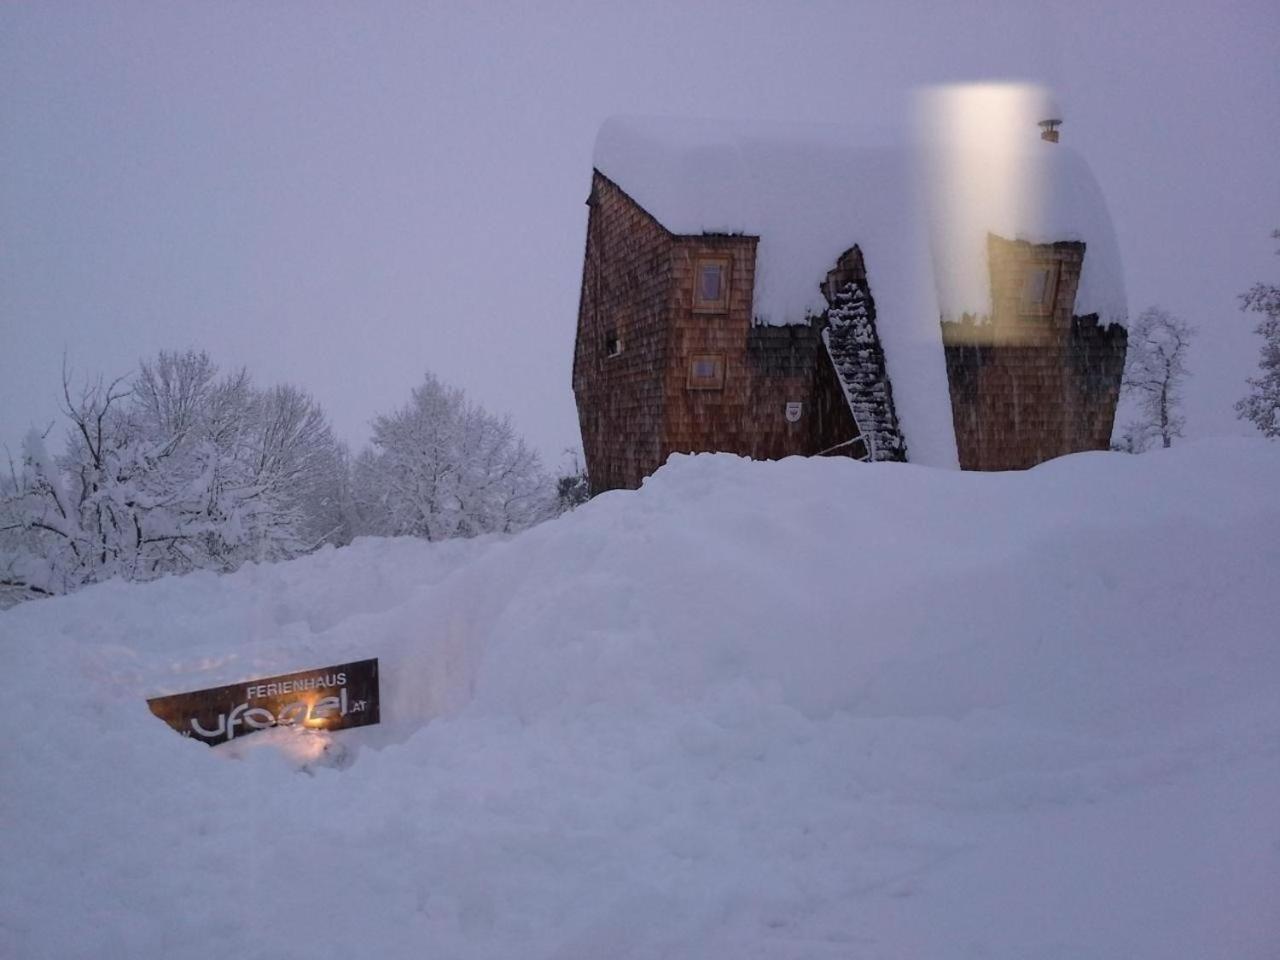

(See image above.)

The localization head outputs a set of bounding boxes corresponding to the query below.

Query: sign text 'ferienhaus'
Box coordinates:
[147,658,380,746]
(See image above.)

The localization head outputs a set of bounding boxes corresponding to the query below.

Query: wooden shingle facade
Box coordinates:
[574,123,1128,493]
[943,237,1127,470]
[574,172,859,494]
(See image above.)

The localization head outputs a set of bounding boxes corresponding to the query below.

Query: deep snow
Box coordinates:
[2,441,1277,959]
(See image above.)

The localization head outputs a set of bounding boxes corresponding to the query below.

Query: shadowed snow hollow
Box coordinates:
[2,440,1277,959]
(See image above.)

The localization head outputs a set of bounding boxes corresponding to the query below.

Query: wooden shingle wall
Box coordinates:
[941,236,1127,470]
[662,235,763,459]
[661,238,859,466]
[576,189,1125,486]
[573,172,676,493]
[574,181,866,491]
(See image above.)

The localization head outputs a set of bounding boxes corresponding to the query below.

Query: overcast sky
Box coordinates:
[3,1,1277,466]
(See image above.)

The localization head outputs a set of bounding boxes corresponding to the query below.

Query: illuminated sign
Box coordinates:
[147,658,380,746]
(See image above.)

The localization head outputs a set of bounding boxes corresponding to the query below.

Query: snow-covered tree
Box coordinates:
[0,351,347,604]
[247,382,350,550]
[353,373,554,540]
[1235,229,1280,439]
[1117,306,1195,452]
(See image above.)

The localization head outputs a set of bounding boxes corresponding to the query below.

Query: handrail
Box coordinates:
[816,435,872,461]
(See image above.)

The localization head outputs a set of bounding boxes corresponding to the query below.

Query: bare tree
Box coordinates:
[1118,306,1195,452]
[131,349,222,443]
[1235,229,1280,439]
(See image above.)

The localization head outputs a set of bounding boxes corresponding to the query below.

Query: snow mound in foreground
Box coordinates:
[3,441,1278,959]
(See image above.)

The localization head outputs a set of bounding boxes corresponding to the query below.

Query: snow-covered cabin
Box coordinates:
[573,102,1128,492]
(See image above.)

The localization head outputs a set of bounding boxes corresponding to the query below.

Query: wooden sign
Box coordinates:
[147,658,380,746]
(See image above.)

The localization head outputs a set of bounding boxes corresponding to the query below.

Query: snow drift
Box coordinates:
[2,441,1277,959]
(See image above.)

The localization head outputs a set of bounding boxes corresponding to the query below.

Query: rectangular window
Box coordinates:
[693,257,731,313]
[687,354,725,390]
[1020,264,1058,318]
[1025,268,1050,303]
[698,264,722,302]
[605,330,623,357]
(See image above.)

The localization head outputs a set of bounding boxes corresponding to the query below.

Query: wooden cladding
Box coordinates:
[573,172,677,493]
[942,236,1126,470]
[573,172,856,494]
[575,180,1126,491]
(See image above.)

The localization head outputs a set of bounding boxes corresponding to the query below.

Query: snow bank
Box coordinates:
[3,441,1278,959]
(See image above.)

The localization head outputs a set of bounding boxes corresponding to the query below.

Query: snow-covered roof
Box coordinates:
[918,83,1127,332]
[592,94,1127,469]
[595,115,909,328]
[592,112,1126,329]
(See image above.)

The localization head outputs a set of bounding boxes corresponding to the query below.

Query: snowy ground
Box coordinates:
[2,441,1278,959]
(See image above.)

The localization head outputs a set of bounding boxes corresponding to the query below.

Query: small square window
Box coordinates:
[605,330,623,357]
[687,354,725,390]
[693,257,731,313]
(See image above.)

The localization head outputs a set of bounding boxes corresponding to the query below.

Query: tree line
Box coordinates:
[4,231,1277,605]
[1,353,587,606]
